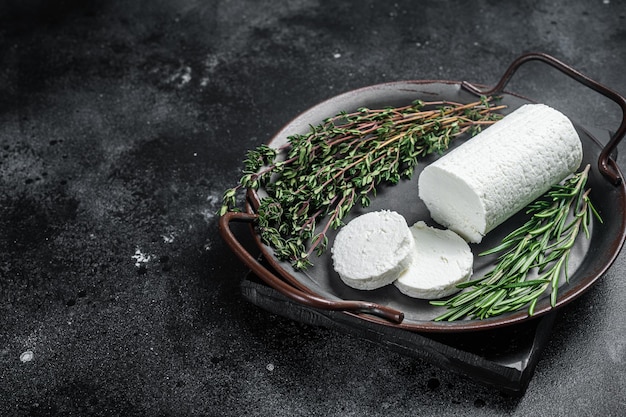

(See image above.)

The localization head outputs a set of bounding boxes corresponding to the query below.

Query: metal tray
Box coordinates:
[219,53,626,332]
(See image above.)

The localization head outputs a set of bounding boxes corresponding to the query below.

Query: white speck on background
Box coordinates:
[20,350,34,363]
[206,193,220,204]
[166,65,192,88]
[132,248,152,267]
[162,233,176,244]
[201,193,223,224]
[333,52,341,59]
[160,65,191,88]
[200,208,215,223]
[266,363,274,372]
[200,54,221,86]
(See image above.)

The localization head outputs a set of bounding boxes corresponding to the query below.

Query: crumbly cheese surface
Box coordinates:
[418,103,583,243]
[394,221,473,299]
[331,210,414,290]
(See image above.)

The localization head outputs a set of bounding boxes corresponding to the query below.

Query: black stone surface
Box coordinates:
[241,261,558,396]
[1,1,625,416]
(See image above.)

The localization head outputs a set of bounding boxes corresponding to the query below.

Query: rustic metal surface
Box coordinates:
[219,75,626,332]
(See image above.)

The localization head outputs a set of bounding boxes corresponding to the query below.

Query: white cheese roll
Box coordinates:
[394,221,473,299]
[331,210,414,290]
[418,103,583,243]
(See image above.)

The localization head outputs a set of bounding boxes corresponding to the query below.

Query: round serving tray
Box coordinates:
[220,53,626,332]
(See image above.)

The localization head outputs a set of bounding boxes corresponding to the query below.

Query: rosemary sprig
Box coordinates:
[431,164,602,321]
[221,97,505,269]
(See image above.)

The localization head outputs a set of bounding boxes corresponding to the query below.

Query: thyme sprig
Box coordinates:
[431,164,602,321]
[221,97,505,270]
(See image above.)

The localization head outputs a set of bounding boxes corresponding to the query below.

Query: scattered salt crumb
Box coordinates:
[162,233,176,244]
[20,350,34,363]
[333,52,341,59]
[603,0,610,4]
[266,363,275,372]
[132,248,152,267]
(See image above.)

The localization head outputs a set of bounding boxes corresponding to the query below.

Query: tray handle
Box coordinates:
[218,210,405,324]
[462,52,626,186]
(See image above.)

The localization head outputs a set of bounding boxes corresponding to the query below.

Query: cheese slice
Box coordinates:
[394,221,473,299]
[331,210,414,290]
[418,103,583,243]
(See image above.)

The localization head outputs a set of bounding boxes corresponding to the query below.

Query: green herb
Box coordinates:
[431,164,602,321]
[221,97,505,270]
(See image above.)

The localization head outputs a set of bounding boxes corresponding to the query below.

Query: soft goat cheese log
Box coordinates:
[394,221,473,299]
[331,210,414,290]
[418,103,583,243]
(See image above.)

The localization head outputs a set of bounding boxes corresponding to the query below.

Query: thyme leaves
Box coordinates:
[221,97,504,269]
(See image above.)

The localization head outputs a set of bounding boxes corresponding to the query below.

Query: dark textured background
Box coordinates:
[1,1,625,415]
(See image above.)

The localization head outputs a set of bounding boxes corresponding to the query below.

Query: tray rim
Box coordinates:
[235,78,626,333]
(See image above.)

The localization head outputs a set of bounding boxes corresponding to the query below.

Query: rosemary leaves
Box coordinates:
[220,97,504,269]
[431,164,602,321]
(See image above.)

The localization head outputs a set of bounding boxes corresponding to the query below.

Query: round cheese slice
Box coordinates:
[331,210,414,290]
[418,103,583,243]
[394,221,473,299]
